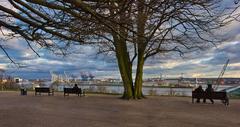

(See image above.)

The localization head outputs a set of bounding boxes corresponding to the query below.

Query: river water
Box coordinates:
[54,84,232,96]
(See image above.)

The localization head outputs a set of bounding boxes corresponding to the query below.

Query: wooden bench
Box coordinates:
[64,88,82,97]
[192,91,229,105]
[35,87,54,96]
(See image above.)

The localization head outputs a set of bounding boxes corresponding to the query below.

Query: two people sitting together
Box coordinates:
[194,84,214,104]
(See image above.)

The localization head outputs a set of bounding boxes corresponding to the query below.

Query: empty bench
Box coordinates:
[192,91,229,105]
[35,87,54,96]
[64,88,82,97]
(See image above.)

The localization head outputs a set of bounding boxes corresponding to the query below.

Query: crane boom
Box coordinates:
[214,59,229,90]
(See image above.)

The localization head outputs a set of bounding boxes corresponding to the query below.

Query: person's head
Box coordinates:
[74,84,78,87]
[198,85,202,89]
[207,80,212,87]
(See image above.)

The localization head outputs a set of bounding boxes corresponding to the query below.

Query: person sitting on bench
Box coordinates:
[194,85,204,103]
[73,84,82,95]
[203,84,214,104]
[73,84,79,90]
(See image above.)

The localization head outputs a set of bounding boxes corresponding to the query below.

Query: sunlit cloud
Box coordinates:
[0,64,7,70]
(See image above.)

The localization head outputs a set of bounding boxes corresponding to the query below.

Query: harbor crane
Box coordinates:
[214,59,230,90]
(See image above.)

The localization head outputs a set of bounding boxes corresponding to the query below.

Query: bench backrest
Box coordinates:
[35,87,51,92]
[64,88,81,93]
[211,92,227,99]
[192,91,227,99]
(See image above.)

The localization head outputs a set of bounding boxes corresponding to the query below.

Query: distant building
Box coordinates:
[144,77,240,87]
[14,77,23,83]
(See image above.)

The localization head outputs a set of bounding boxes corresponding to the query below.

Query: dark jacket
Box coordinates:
[195,86,204,92]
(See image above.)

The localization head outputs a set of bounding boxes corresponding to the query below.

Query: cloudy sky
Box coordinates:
[1,1,240,80]
[1,30,240,80]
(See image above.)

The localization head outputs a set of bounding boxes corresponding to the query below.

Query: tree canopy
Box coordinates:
[0,0,239,99]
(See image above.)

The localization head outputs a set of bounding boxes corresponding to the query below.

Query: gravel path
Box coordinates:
[0,91,239,127]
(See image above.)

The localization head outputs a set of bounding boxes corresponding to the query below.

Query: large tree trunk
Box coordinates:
[113,8,135,99]
[116,53,134,99]
[134,51,145,99]
[132,0,147,99]
[114,38,134,99]
[113,0,147,99]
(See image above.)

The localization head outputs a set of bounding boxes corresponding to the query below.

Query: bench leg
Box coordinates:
[82,90,86,96]
[225,98,229,106]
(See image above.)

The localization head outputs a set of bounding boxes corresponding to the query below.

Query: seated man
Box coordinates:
[73,84,79,90]
[203,84,214,104]
[73,84,82,95]
[194,85,204,103]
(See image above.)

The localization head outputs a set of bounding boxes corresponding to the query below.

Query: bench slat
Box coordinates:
[35,87,54,96]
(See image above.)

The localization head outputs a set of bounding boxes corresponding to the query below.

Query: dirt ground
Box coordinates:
[0,91,239,127]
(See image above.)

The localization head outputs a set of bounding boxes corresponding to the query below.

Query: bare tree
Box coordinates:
[0,69,5,90]
[0,0,239,99]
